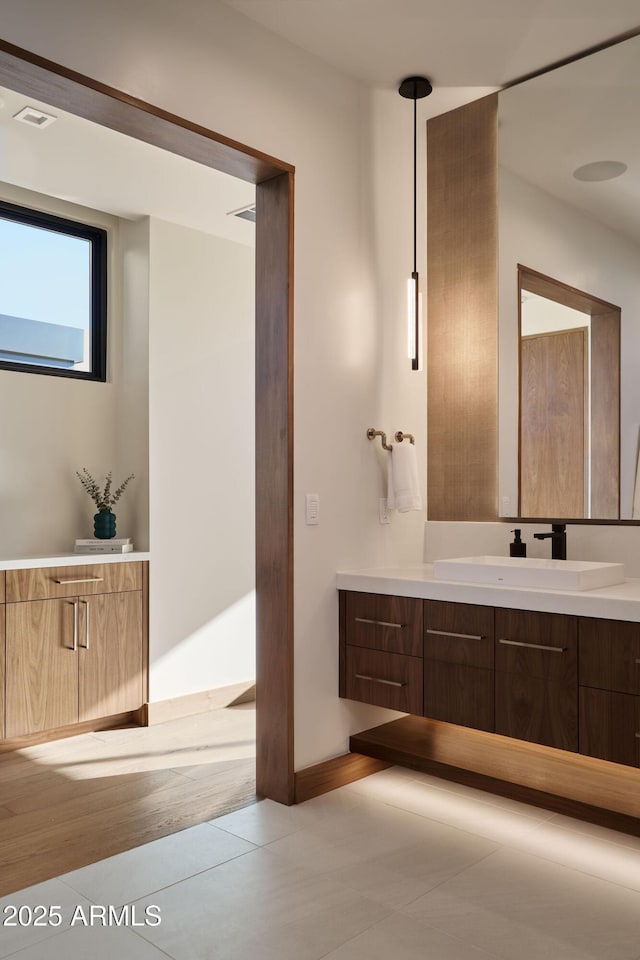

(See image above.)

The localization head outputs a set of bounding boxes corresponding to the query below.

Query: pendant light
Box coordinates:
[399,75,432,370]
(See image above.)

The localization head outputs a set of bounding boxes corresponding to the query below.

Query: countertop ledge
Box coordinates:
[0,552,150,571]
[337,564,640,623]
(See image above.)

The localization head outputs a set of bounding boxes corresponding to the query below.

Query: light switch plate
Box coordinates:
[305,493,320,524]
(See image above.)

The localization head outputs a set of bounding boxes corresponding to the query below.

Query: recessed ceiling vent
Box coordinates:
[227,203,256,223]
[13,106,57,129]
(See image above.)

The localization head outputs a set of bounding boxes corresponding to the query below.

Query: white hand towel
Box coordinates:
[387,442,423,513]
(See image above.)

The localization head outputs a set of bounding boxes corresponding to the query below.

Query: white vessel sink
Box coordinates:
[433,555,625,591]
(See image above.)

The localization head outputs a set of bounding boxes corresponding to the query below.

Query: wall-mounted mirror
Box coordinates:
[498,33,640,521]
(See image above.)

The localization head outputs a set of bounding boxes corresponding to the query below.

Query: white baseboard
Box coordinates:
[147,680,256,725]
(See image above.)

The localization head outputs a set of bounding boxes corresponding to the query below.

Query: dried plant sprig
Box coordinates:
[76,468,135,511]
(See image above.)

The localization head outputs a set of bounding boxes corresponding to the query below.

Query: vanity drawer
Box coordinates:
[579,618,640,695]
[495,609,577,681]
[7,562,143,602]
[424,600,493,668]
[579,686,640,767]
[345,646,423,714]
[343,591,423,656]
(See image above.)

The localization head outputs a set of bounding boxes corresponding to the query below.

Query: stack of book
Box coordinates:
[74,538,134,554]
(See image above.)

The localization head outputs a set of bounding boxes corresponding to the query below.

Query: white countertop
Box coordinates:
[0,552,150,571]
[336,564,640,622]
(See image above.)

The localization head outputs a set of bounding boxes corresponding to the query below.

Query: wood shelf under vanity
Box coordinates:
[350,714,640,835]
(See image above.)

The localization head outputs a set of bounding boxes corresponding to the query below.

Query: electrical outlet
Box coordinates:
[379,498,391,524]
[501,496,511,516]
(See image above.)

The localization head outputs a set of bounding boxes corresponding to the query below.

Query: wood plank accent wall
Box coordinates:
[427,94,499,520]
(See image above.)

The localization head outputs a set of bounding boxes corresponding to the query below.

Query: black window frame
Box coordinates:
[0,199,107,381]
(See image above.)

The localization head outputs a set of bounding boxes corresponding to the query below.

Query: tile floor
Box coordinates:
[2,765,640,959]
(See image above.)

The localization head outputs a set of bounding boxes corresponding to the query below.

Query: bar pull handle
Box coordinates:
[80,599,90,650]
[427,628,485,641]
[635,659,640,665]
[54,576,104,585]
[354,617,405,630]
[499,638,566,653]
[354,673,406,688]
[71,600,78,652]
[635,733,640,739]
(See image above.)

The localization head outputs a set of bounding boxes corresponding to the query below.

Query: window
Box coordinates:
[0,200,107,380]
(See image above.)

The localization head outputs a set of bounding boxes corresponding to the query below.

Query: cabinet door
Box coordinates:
[6,599,79,737]
[579,618,640,695]
[425,661,494,732]
[495,609,578,751]
[579,687,640,767]
[78,591,143,722]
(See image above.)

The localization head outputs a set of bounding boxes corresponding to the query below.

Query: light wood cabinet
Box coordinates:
[4,562,146,741]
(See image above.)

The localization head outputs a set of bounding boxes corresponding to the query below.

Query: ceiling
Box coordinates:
[1,4,639,244]
[0,86,256,245]
[220,0,640,96]
[499,33,640,246]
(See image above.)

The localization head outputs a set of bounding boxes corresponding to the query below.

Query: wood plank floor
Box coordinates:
[0,702,256,895]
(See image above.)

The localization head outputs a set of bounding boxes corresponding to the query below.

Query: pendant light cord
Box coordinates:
[413,86,417,275]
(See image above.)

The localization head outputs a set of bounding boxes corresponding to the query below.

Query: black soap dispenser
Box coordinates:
[510,529,527,558]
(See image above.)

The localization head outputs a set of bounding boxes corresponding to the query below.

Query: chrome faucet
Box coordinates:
[533,523,567,560]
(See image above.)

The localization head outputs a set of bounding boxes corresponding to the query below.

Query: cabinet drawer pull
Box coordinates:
[354,673,406,688]
[635,660,640,665]
[427,628,485,641]
[499,638,566,653]
[72,600,79,652]
[54,576,105,585]
[354,617,404,630]
[81,599,90,649]
[635,733,640,739]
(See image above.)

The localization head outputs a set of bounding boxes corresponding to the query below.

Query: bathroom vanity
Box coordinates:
[0,553,149,747]
[338,565,640,824]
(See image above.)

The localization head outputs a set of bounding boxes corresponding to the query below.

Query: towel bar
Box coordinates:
[366,427,415,450]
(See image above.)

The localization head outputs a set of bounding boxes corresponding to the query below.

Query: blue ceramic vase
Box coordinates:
[94,509,116,539]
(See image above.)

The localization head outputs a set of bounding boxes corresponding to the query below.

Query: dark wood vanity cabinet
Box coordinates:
[579,617,640,766]
[494,609,578,751]
[340,590,640,770]
[424,600,494,732]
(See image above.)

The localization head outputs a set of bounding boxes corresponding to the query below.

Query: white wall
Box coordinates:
[0,181,127,555]
[147,217,255,700]
[498,167,640,518]
[0,0,386,767]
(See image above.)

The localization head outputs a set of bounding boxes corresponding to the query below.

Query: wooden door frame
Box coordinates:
[0,38,295,804]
